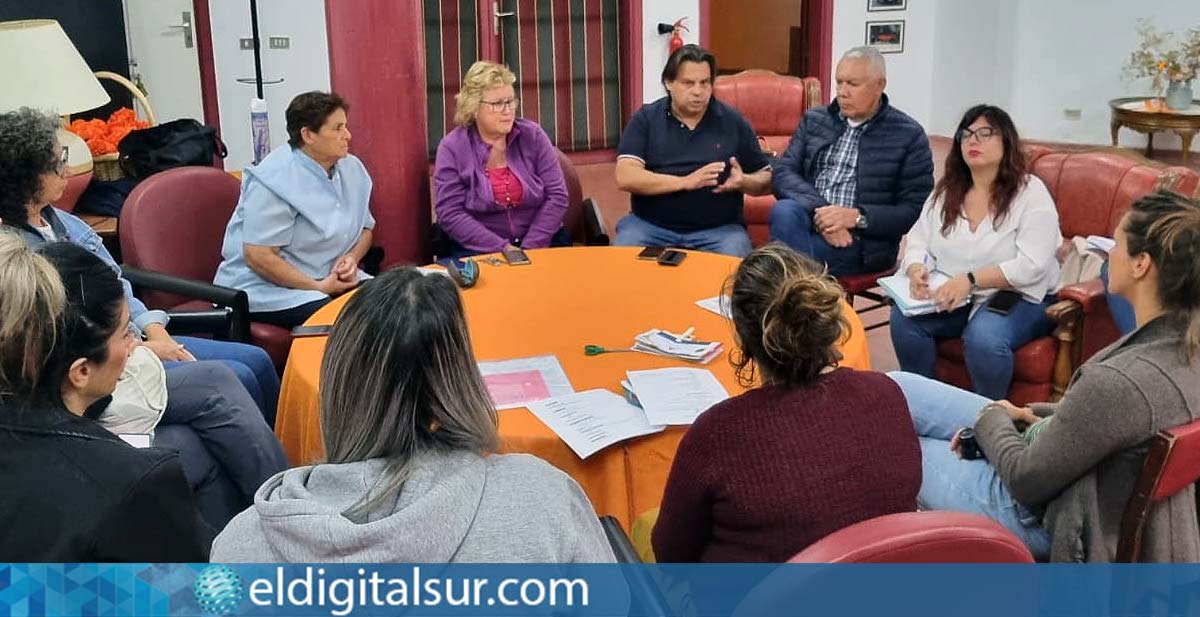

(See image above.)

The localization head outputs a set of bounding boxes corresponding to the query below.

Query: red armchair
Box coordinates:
[1118,417,1200,562]
[118,166,294,371]
[934,148,1200,404]
[789,511,1034,563]
[712,69,822,247]
[556,149,610,246]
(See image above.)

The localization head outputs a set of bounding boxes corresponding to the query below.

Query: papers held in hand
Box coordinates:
[877,271,970,317]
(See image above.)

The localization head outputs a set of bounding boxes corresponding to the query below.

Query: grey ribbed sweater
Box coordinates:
[976,314,1200,562]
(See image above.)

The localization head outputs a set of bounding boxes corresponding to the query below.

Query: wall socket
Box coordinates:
[268,36,290,49]
[1063,108,1082,121]
[239,38,255,50]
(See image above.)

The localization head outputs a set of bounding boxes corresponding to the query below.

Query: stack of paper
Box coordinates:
[526,390,664,459]
[633,329,723,364]
[877,271,969,317]
[625,368,730,425]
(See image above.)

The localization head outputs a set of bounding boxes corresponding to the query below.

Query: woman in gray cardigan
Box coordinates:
[888,189,1200,562]
[212,268,614,562]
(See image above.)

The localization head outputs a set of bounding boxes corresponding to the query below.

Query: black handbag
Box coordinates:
[117,119,228,180]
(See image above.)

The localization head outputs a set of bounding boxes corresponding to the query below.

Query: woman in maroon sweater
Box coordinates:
[652,244,922,562]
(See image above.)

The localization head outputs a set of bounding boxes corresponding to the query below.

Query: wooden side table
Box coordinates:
[1109,97,1200,166]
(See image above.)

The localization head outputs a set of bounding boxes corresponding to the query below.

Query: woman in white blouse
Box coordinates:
[890,105,1061,399]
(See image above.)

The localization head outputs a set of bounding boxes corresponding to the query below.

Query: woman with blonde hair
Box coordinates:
[433,61,571,257]
[653,243,921,562]
[212,268,614,562]
[0,232,211,561]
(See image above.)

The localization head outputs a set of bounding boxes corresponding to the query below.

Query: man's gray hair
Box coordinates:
[840,46,887,79]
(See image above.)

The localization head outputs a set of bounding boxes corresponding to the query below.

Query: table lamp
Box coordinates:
[0,19,111,180]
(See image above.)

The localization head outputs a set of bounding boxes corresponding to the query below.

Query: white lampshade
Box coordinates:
[0,19,110,115]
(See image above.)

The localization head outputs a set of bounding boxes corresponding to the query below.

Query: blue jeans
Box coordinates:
[169,336,280,426]
[886,371,1051,559]
[1100,261,1136,335]
[888,295,1056,400]
[153,362,288,528]
[768,199,864,276]
[154,424,243,530]
[613,213,752,257]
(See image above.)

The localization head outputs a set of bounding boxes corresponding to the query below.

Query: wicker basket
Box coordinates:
[91,71,156,181]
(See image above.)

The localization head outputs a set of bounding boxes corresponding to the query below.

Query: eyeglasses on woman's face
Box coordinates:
[480,98,519,113]
[957,126,999,143]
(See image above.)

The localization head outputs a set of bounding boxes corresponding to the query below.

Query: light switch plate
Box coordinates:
[268,36,290,49]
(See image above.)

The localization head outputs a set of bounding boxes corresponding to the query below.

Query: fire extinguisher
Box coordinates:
[656,18,689,54]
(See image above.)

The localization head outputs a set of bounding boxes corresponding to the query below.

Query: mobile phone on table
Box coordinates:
[291,324,333,338]
[502,247,532,265]
[985,290,1022,316]
[637,247,665,260]
[657,249,686,267]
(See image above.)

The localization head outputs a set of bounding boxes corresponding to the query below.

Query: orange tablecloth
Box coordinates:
[275,246,871,529]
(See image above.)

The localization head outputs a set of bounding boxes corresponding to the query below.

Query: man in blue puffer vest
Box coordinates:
[770,46,933,276]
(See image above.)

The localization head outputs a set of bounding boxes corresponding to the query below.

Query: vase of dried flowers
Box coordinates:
[1124,19,1200,110]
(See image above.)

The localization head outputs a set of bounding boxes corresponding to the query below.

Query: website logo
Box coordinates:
[194,565,245,616]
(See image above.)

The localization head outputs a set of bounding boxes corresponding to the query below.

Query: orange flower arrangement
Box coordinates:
[67,107,150,156]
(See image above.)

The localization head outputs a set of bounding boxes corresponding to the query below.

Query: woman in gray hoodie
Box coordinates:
[212,267,614,562]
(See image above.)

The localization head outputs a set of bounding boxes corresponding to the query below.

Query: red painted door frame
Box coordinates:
[698,0,832,98]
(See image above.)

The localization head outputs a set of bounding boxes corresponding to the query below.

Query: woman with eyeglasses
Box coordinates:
[432,61,571,258]
[889,104,1062,399]
[214,91,376,329]
[0,232,211,561]
[0,108,281,421]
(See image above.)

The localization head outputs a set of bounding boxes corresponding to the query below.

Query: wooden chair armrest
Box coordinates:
[1047,298,1084,401]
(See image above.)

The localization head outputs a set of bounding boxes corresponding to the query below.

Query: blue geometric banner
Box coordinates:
[3,563,1200,616]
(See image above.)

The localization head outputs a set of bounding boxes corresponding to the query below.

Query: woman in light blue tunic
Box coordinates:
[215,91,375,329]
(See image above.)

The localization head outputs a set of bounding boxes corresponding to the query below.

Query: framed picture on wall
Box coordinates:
[865,20,905,54]
[867,0,907,11]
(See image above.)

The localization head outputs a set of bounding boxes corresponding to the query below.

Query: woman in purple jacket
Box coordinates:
[433,61,571,258]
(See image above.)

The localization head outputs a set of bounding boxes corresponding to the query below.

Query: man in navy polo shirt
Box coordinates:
[613,45,771,257]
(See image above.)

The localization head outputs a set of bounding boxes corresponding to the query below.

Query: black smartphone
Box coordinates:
[637,247,665,260]
[985,290,1022,315]
[502,247,531,266]
[291,324,332,338]
[657,249,686,266]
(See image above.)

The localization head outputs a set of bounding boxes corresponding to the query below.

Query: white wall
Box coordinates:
[927,0,1014,136]
[642,0,700,102]
[1001,0,1199,148]
[209,0,331,170]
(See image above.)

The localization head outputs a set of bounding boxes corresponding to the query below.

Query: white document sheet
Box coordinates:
[626,368,730,426]
[695,295,732,319]
[527,389,664,459]
[477,354,575,410]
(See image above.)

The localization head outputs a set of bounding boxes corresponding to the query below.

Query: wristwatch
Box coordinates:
[966,271,977,291]
[854,211,868,230]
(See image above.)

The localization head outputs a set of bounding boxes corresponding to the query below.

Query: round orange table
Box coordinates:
[274,246,872,529]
